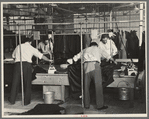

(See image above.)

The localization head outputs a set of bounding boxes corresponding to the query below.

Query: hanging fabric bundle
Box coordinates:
[119,30,127,59]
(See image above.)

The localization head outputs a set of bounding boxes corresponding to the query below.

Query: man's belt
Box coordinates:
[84,61,100,63]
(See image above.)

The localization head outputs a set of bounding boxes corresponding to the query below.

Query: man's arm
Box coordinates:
[12,46,17,59]
[67,51,82,64]
[49,40,53,53]
[41,55,53,63]
[32,46,52,63]
[73,52,81,62]
[100,48,117,64]
[111,40,118,56]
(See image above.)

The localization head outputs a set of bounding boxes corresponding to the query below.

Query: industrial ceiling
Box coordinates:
[3,2,141,21]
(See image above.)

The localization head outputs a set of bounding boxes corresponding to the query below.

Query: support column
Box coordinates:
[139,2,144,47]
[80,23,84,108]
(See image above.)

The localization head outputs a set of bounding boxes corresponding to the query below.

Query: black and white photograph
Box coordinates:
[1,1,147,118]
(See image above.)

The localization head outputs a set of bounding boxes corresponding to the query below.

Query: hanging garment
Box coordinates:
[53,35,64,54]
[83,34,92,48]
[66,36,91,99]
[53,35,91,65]
[66,35,81,56]
[138,31,145,71]
[100,59,121,88]
[67,63,82,99]
[119,30,127,59]
[112,32,121,51]
[125,30,139,58]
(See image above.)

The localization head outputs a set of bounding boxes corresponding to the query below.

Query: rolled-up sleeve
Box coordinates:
[12,47,17,58]
[73,52,81,62]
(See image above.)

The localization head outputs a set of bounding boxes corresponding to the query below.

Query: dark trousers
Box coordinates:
[9,62,32,105]
[83,62,104,108]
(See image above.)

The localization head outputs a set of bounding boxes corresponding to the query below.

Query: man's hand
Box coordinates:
[49,60,54,63]
[109,57,114,61]
[43,52,48,55]
[113,60,117,65]
[48,51,53,54]
[109,58,117,65]
[41,55,53,63]
[67,59,73,64]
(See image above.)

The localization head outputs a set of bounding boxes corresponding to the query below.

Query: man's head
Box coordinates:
[90,42,98,47]
[100,34,109,44]
[26,37,33,44]
[43,39,49,45]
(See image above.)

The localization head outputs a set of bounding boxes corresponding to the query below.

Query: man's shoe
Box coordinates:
[97,106,108,110]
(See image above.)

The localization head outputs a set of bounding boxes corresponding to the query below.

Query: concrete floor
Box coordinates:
[3,85,146,117]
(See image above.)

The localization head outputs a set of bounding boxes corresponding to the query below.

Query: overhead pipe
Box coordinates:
[3,19,145,26]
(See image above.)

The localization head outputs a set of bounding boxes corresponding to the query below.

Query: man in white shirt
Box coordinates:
[98,33,118,57]
[38,38,53,60]
[98,33,118,88]
[67,42,116,110]
[8,37,52,105]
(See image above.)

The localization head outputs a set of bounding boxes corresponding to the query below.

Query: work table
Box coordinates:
[32,65,136,104]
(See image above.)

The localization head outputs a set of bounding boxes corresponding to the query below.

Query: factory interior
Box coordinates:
[2,2,147,117]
